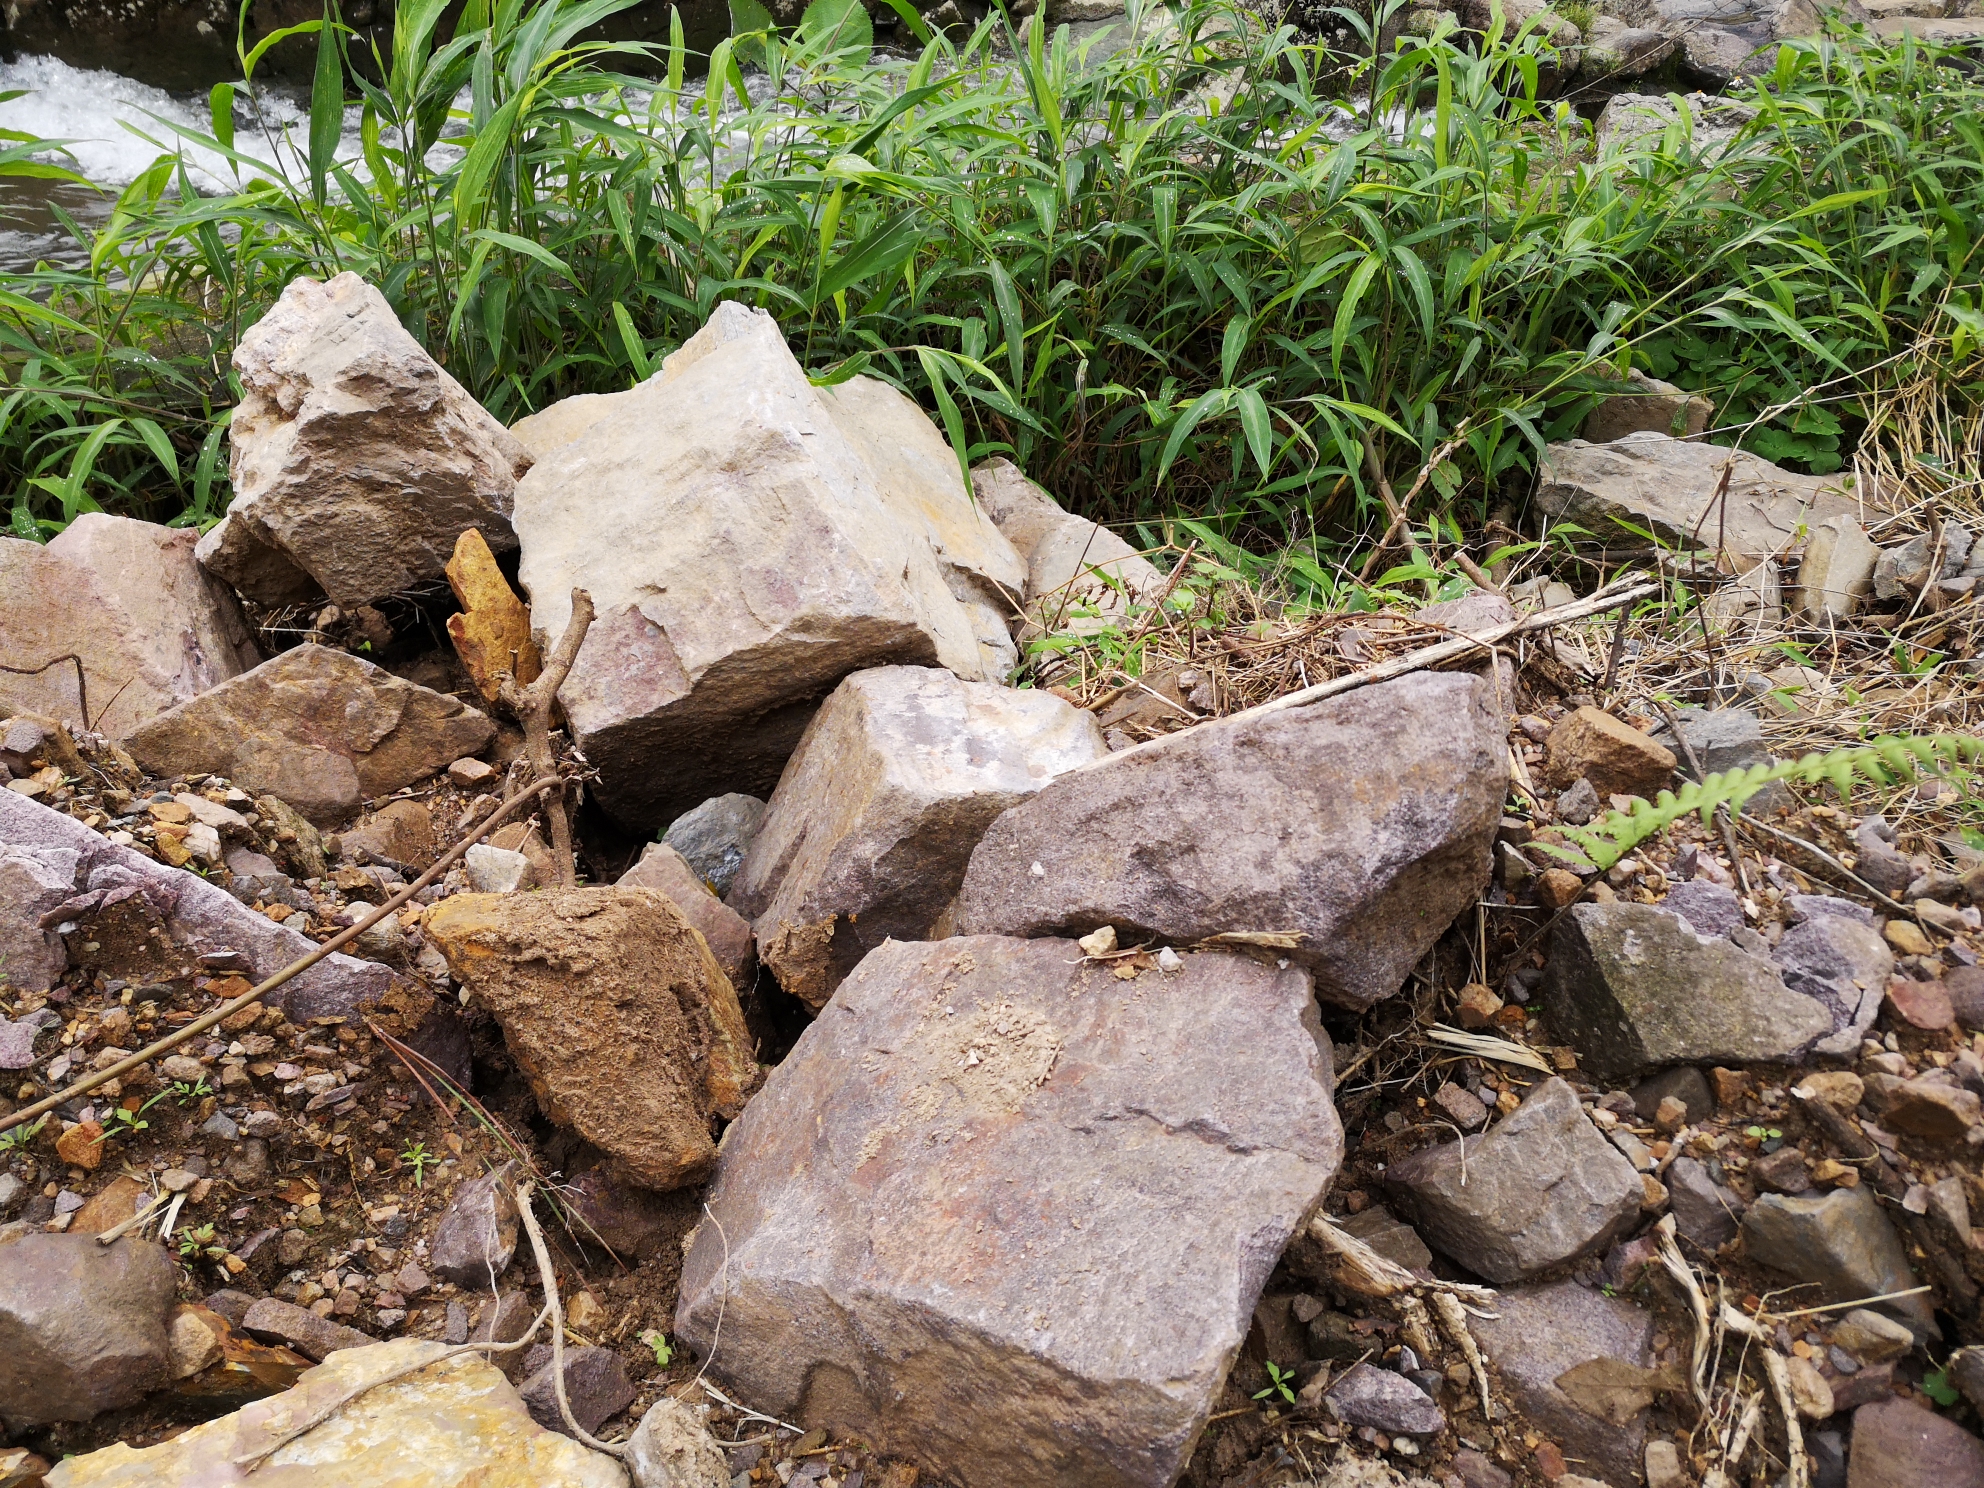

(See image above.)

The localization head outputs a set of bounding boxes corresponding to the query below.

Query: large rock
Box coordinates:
[1384,1077,1643,1283]
[729,665,1105,1009]
[0,1235,179,1429]
[1535,431,1858,566]
[953,671,1506,1012]
[674,936,1343,1488]
[1771,912,1894,1057]
[1740,1185,1935,1341]
[969,458,1166,637]
[510,303,1026,830]
[42,1339,628,1488]
[1846,1396,1984,1488]
[425,888,755,1190]
[1543,902,1834,1082]
[126,644,494,824]
[0,514,258,740]
[1582,368,1712,443]
[1471,1282,1658,1488]
[0,787,392,1018]
[199,273,533,607]
[617,844,757,995]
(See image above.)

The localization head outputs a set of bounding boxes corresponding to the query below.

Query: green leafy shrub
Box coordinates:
[2,0,1980,551]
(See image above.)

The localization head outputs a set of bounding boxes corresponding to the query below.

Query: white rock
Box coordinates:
[465,845,532,894]
[969,458,1166,640]
[201,273,533,607]
[624,1397,729,1488]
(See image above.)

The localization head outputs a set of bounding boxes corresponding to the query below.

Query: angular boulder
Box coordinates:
[1771,911,1894,1057]
[0,513,258,740]
[1545,705,1676,798]
[0,1235,179,1429]
[1384,1077,1643,1283]
[41,1340,627,1488]
[617,843,757,996]
[428,1163,521,1289]
[425,888,755,1190]
[661,793,767,900]
[510,303,1024,830]
[730,665,1105,1009]
[0,787,391,1019]
[952,671,1506,1011]
[1795,515,1879,621]
[1845,1396,1984,1488]
[1470,1281,1658,1488]
[969,458,1166,638]
[1581,367,1713,443]
[126,644,494,824]
[199,273,533,607]
[1543,902,1834,1083]
[674,936,1342,1488]
[1740,1185,1934,1341]
[1535,431,1858,566]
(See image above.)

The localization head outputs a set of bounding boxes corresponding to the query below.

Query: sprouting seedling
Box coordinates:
[401,1141,434,1186]
[178,1222,218,1259]
[640,1329,674,1367]
[171,1078,214,1105]
[1253,1360,1297,1406]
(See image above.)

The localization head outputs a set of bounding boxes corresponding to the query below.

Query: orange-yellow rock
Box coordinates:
[445,528,540,704]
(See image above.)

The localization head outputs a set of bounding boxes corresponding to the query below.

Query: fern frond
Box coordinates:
[1553,732,1984,872]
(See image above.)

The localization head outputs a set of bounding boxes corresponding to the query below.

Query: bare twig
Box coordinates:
[500,588,595,888]
[0,653,90,730]
[0,778,560,1136]
[515,1180,632,1461]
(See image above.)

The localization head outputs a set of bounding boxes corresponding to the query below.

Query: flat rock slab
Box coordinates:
[1536,431,1857,565]
[618,843,757,995]
[953,671,1506,1012]
[674,936,1343,1488]
[199,272,533,608]
[1470,1281,1657,1487]
[1771,912,1894,1057]
[0,787,391,1019]
[43,1340,628,1488]
[426,889,755,1191]
[1384,1077,1643,1283]
[1544,902,1833,1083]
[126,644,494,825]
[511,302,1023,831]
[731,665,1104,1009]
[1740,1185,1935,1341]
[0,513,258,740]
[0,1236,178,1430]
[1847,1396,1984,1488]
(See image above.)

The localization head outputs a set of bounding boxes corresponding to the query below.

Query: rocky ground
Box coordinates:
[3,277,1984,1488]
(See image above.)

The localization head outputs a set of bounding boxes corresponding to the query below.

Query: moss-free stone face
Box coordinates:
[0,1236,178,1430]
[675,936,1342,1488]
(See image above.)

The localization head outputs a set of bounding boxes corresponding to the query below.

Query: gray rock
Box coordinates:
[0,1005,60,1067]
[519,1345,635,1438]
[1657,879,1743,938]
[1384,1077,1643,1283]
[429,1162,521,1288]
[0,1235,179,1429]
[618,842,756,995]
[1649,706,1775,783]
[1545,902,1833,1082]
[0,513,258,740]
[1577,16,1679,79]
[472,1291,541,1384]
[1535,432,1856,567]
[566,1167,685,1262]
[200,272,533,607]
[126,644,495,826]
[1339,1206,1435,1273]
[1796,515,1879,620]
[1873,531,1969,602]
[1844,1396,1984,1488]
[240,1297,373,1361]
[1631,1066,1714,1125]
[675,936,1342,1488]
[510,304,1026,831]
[1667,1156,1745,1250]
[1851,817,1916,898]
[1950,1345,1984,1415]
[953,671,1507,1012]
[625,1397,733,1488]
[662,793,768,900]
[1771,911,1894,1057]
[0,1172,21,1218]
[0,787,393,1021]
[1471,1280,1657,1488]
[1556,777,1602,826]
[1787,893,1874,925]
[1740,1185,1934,1341]
[1596,88,1759,157]
[730,665,1104,1009]
[464,844,532,894]
[1678,22,1769,88]
[1582,366,1711,442]
[1323,1363,1444,1436]
[1810,1430,1846,1488]
[200,1111,239,1140]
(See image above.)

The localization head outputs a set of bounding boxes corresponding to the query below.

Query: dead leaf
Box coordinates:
[1554,1356,1680,1425]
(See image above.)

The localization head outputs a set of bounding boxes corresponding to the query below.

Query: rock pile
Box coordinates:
[8,288,1984,1488]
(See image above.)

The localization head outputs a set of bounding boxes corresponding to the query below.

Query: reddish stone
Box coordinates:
[1886,976,1955,1031]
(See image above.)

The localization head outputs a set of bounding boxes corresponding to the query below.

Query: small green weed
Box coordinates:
[1254,1360,1298,1406]
[400,1141,434,1186]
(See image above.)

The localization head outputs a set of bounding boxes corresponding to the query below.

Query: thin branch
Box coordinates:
[500,587,595,888]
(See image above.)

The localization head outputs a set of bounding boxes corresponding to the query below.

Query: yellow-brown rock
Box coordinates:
[425,888,755,1190]
[445,528,540,705]
[45,1339,627,1487]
